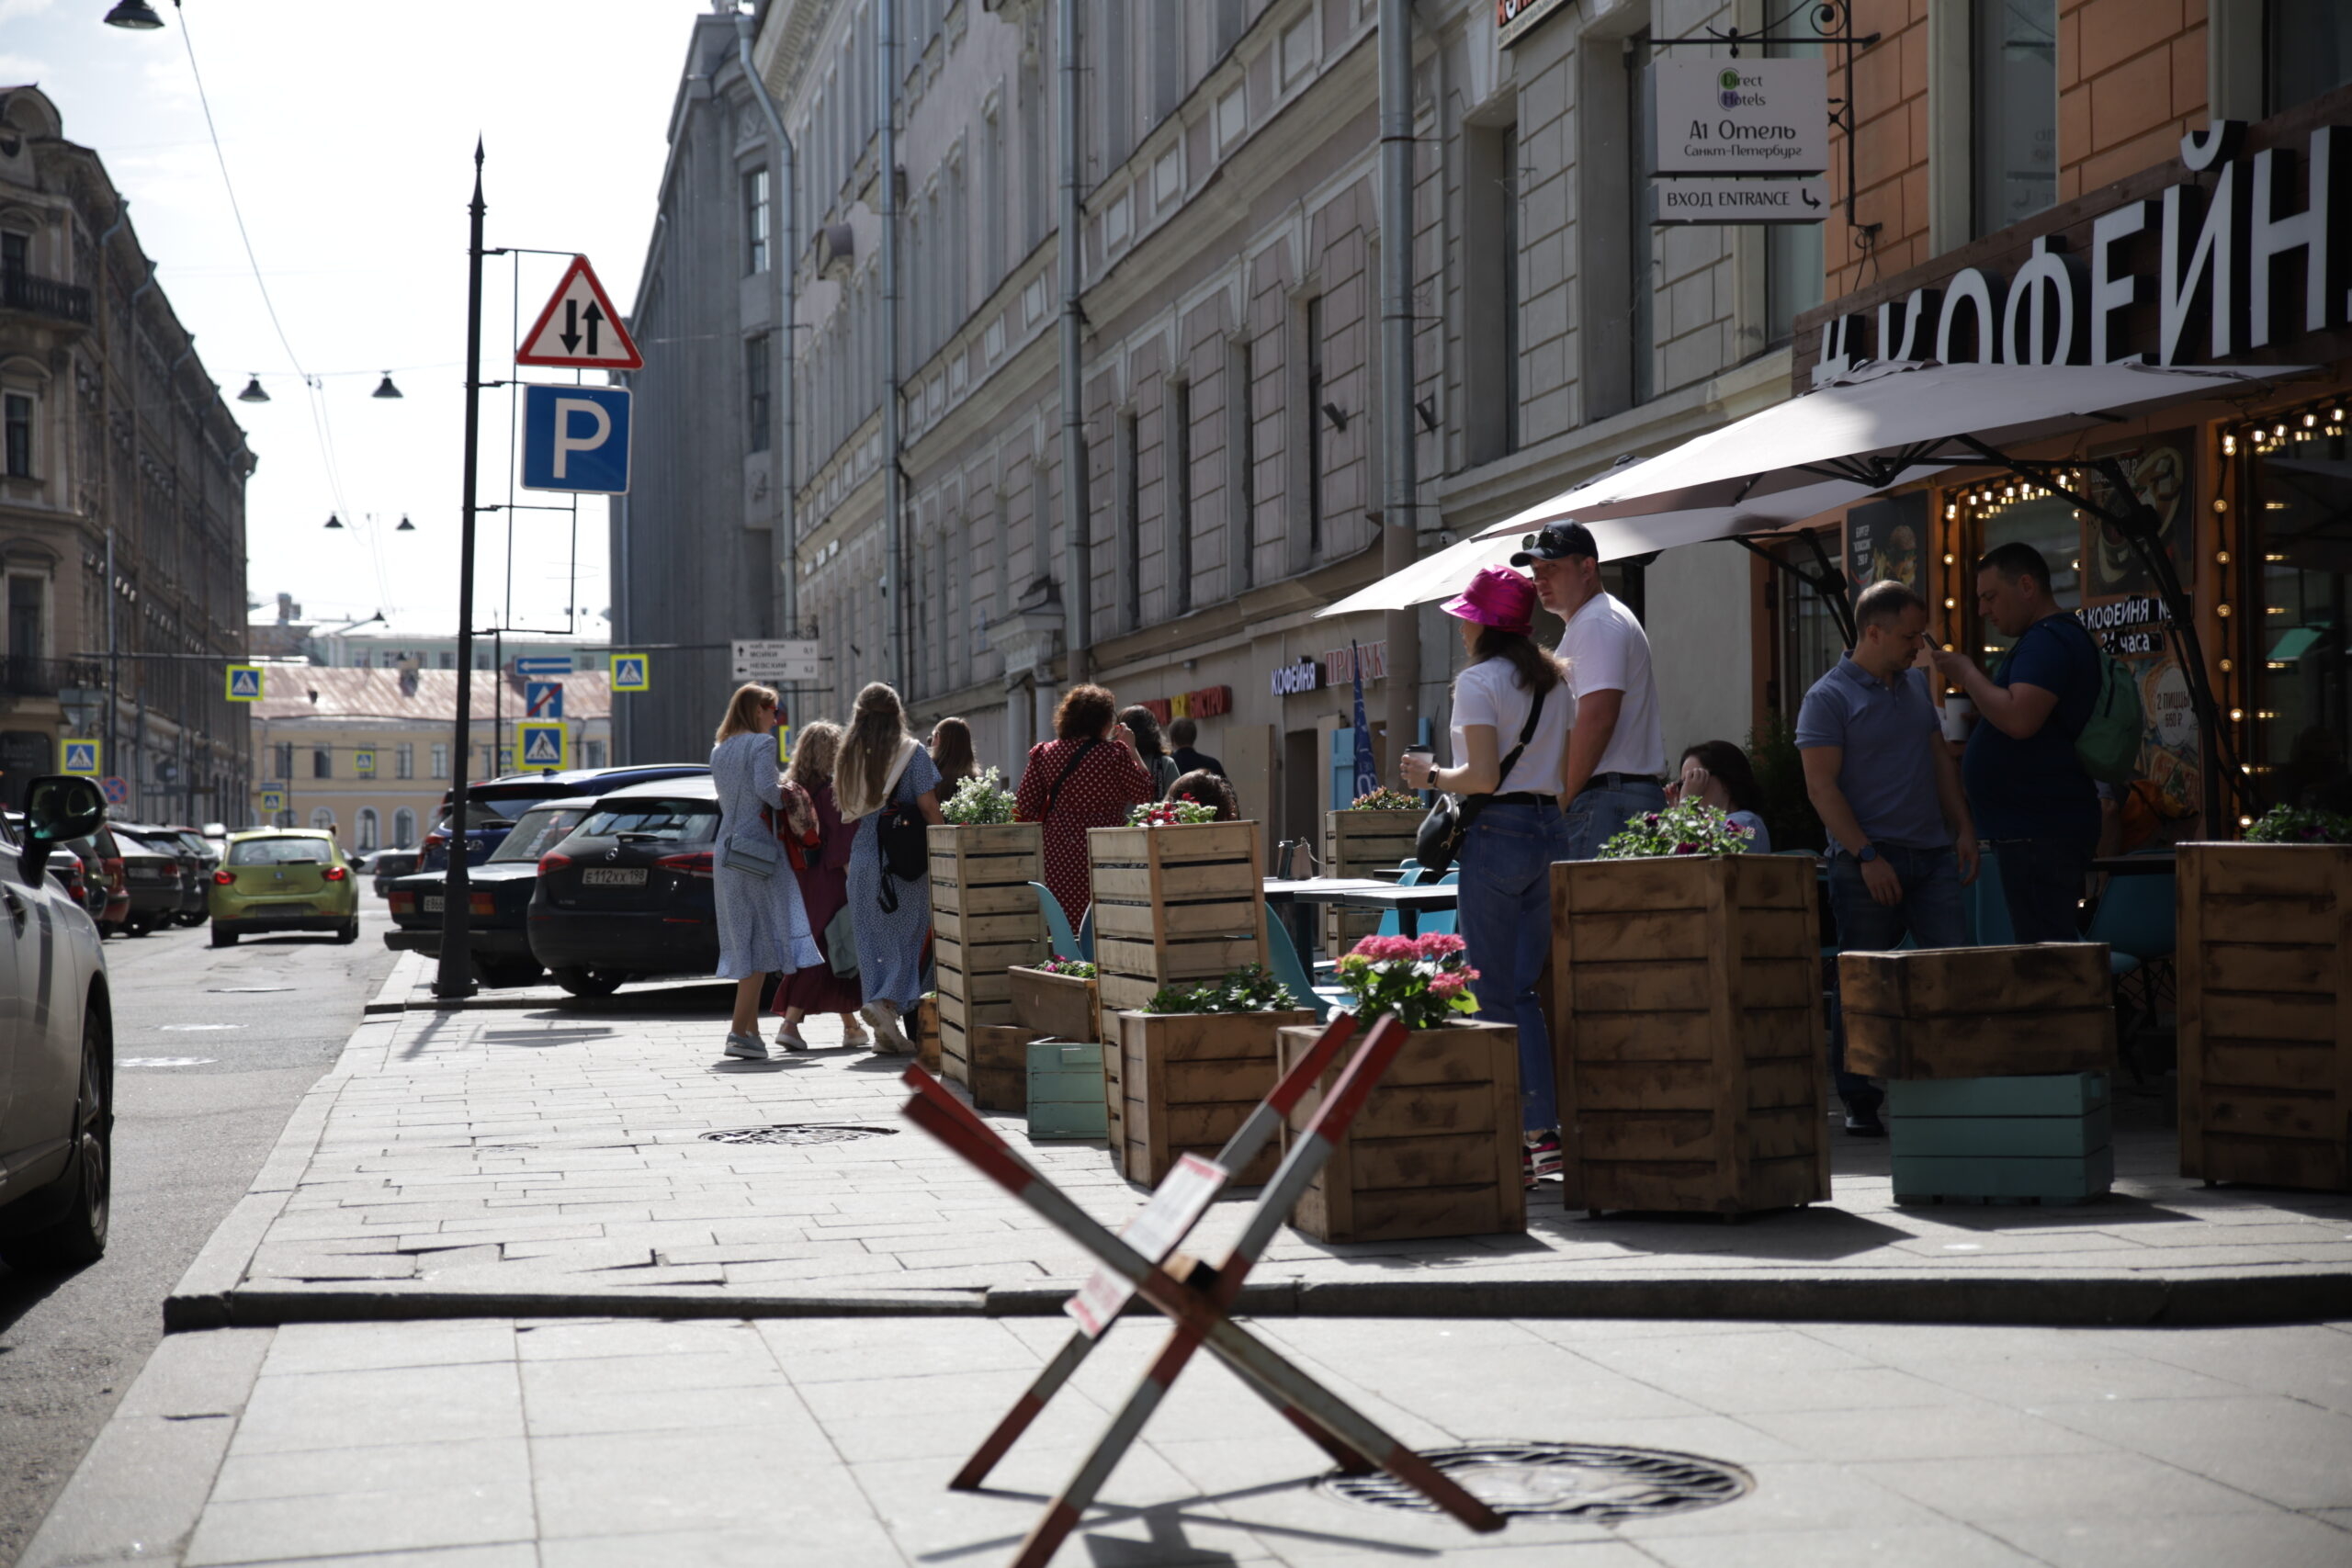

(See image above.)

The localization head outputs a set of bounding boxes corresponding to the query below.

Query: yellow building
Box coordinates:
[248,665,612,852]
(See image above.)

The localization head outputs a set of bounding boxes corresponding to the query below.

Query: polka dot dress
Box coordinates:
[1014,739,1158,925]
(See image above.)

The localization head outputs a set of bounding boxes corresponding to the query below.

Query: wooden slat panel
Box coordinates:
[2199,1043,2340,1091]
[1736,958,1820,1011]
[1009,968,1101,1042]
[1313,1185,1508,1243]
[2198,942,2339,994]
[1744,1059,1816,1111]
[1575,1111,1718,1162]
[1568,1060,1716,1111]
[2201,992,2340,1043]
[1577,1161,1728,1213]
[1890,1109,2111,1158]
[1571,960,1713,1013]
[1564,911,1710,964]
[1840,943,2109,1017]
[1344,1134,1500,1190]
[2193,843,2346,897]
[2198,1092,2339,1142]
[1844,1007,2116,1079]
[2194,1134,2346,1190]
[1349,1081,1503,1139]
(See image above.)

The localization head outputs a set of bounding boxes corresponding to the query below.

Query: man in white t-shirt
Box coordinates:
[1512,520,1668,858]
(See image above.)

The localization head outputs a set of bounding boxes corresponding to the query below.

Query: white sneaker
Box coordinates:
[863,1001,910,1055]
[773,1024,810,1054]
[723,1032,767,1061]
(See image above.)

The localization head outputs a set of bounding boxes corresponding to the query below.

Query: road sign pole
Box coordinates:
[435,142,488,1002]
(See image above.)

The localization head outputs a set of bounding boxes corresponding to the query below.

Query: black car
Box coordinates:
[527,776,725,997]
[109,828,184,937]
[384,796,596,987]
[119,824,211,925]
[362,848,421,897]
[418,764,710,871]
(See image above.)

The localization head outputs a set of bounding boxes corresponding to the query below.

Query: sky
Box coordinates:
[3,0,720,637]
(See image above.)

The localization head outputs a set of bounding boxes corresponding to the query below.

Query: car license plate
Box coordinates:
[423,896,445,913]
[581,868,647,886]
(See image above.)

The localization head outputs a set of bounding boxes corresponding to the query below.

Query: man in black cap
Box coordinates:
[1512,521,1668,857]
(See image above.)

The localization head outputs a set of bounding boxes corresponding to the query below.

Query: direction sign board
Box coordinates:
[521,384,631,494]
[515,254,643,369]
[609,653,650,693]
[525,680,564,720]
[226,665,264,702]
[517,721,566,772]
[62,739,98,774]
[259,787,286,814]
[731,637,822,682]
[1653,176,1829,225]
[513,656,572,676]
[99,775,130,807]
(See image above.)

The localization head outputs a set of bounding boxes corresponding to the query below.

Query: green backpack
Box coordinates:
[1997,619,2143,784]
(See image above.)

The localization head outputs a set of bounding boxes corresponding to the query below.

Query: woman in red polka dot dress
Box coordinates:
[1014,683,1158,926]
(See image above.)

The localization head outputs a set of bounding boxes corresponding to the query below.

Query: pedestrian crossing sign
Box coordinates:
[610,653,649,692]
[355,749,377,777]
[517,722,566,771]
[226,665,264,702]
[62,739,99,774]
[259,787,286,814]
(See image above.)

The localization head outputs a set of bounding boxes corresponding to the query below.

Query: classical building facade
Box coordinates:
[0,85,253,818]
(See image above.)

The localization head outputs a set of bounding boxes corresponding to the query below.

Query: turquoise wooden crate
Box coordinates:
[1887,1072,2109,1119]
[1892,1146,2114,1203]
[1891,1105,2110,1158]
[1027,1041,1108,1141]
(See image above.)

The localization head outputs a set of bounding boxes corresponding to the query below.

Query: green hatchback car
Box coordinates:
[209,829,360,947]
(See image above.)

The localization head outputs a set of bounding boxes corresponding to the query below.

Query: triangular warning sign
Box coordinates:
[516,255,643,369]
[522,728,563,765]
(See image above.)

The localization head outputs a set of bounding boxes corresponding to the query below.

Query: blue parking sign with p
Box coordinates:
[521,384,630,494]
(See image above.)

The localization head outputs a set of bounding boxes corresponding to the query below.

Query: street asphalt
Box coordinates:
[0,901,400,1568]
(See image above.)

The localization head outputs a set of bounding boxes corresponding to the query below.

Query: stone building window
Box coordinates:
[743,166,769,275]
[746,333,773,453]
[4,392,31,479]
[1973,0,2058,236]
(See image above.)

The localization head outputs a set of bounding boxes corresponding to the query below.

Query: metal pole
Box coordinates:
[1377,0,1420,771]
[105,528,118,784]
[1057,0,1091,677]
[435,142,487,1002]
[736,14,798,713]
[880,0,906,693]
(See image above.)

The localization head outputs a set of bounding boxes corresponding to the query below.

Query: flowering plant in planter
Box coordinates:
[1598,800,1756,859]
[1142,963,1301,1014]
[2246,805,2352,845]
[1346,786,1423,811]
[941,766,1016,826]
[1128,798,1221,827]
[1332,932,1480,1031]
[1033,955,1097,978]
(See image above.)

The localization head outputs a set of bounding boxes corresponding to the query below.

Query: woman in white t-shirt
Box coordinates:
[1397,565,1573,1189]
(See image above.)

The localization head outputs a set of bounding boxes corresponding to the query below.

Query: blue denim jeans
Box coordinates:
[1826,843,1968,1113]
[1455,800,1571,1133]
[1991,837,2090,944]
[1563,779,1669,861]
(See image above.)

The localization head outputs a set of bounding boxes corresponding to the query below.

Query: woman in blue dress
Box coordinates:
[711,683,822,1061]
[835,682,945,1053]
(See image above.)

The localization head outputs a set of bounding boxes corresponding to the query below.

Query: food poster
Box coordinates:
[2081,431,2193,598]
[2134,653,2204,842]
[1846,492,1926,600]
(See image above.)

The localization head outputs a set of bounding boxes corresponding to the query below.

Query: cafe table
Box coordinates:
[1262,876,1462,938]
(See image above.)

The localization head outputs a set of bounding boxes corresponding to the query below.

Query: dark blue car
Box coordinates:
[418,764,709,871]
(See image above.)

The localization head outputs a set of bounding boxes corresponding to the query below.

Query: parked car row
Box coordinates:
[387,765,723,996]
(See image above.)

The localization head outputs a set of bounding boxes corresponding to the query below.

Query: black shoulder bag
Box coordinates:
[1042,739,1101,818]
[1413,687,1547,874]
[874,749,933,914]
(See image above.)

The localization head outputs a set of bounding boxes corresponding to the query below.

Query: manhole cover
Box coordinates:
[1322,1442,1751,1522]
[697,1123,899,1146]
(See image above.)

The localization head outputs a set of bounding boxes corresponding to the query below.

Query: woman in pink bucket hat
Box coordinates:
[1399,563,1576,1188]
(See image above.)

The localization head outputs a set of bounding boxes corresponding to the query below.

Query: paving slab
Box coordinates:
[163,999,2352,1331]
[29,1315,2348,1568]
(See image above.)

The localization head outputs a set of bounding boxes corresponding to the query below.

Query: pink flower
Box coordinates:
[1414,932,1466,959]
[1428,971,1471,996]
[1351,934,1419,962]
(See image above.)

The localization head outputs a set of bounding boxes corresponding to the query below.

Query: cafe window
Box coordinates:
[2244,410,2352,815]
[1973,0,2058,237]
[2267,0,2352,116]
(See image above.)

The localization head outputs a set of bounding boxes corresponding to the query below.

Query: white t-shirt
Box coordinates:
[1556,591,1667,780]
[1451,656,1572,795]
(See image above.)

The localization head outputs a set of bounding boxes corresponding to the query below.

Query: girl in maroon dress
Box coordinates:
[772,720,869,1050]
[1013,683,1156,926]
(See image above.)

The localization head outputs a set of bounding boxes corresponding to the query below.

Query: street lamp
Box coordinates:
[237,376,270,403]
[372,372,403,399]
[102,0,165,28]
[323,513,344,530]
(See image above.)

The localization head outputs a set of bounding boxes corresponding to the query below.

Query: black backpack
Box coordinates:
[874,756,931,913]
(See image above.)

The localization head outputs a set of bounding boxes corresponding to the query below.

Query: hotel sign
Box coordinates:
[1654,59,1830,175]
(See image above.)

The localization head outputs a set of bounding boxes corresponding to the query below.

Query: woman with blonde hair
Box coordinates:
[710,682,822,1060]
[837,682,945,1052]
[770,720,869,1050]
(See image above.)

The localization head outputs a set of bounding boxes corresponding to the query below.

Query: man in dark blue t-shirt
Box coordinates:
[1932,540,2101,942]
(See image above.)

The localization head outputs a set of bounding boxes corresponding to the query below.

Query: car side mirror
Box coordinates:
[22,774,107,886]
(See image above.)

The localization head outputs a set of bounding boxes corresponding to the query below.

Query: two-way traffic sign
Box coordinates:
[521,384,631,494]
[515,255,643,370]
[226,665,264,702]
[517,722,566,771]
[62,739,98,775]
[525,680,564,719]
[610,653,650,693]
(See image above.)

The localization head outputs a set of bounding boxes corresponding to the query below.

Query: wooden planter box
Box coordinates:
[1322,808,1421,956]
[1547,856,1829,1217]
[929,823,1046,1088]
[1839,944,2118,1079]
[1008,965,1102,1043]
[1027,1041,1109,1140]
[913,993,941,1076]
[1088,821,1268,1037]
[2179,841,2352,1191]
[942,1022,1043,1112]
[1106,1008,1317,1187]
[1276,1020,1524,1243]
[1889,1073,2114,1204]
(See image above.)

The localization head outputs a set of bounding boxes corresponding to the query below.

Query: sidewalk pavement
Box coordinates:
[171,964,2352,1329]
[22,1313,2352,1566]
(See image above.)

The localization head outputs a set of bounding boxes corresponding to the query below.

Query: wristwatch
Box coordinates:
[1855,844,1880,863]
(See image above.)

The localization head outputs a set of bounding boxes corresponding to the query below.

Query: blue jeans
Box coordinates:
[1826,843,1967,1113]
[1455,800,1571,1133]
[1992,837,2089,944]
[1563,779,1668,861]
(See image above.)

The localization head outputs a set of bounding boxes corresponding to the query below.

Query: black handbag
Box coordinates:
[1414,687,1547,874]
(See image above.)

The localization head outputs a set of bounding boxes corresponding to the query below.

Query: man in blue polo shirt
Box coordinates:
[1798,580,1980,1135]
[1933,540,2102,943]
